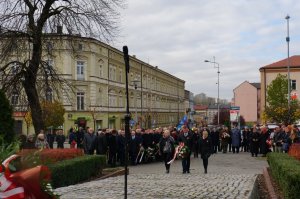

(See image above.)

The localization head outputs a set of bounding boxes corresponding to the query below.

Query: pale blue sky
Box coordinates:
[116,0,300,100]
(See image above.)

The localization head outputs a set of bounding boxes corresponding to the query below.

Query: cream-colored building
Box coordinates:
[260,55,300,117]
[5,35,185,134]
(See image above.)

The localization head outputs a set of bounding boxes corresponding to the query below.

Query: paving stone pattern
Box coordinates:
[55,152,268,199]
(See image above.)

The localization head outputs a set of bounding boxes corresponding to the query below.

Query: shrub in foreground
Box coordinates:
[48,155,106,188]
[267,152,300,199]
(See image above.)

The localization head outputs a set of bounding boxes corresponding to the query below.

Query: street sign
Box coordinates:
[230,106,240,110]
[230,106,240,122]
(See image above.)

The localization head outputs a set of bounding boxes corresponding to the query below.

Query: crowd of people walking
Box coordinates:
[18,122,300,174]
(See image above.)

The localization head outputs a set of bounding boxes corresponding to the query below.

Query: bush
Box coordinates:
[48,155,106,188]
[16,148,84,169]
[267,152,300,199]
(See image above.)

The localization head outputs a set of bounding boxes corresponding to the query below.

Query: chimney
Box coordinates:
[132,55,136,58]
[57,26,63,34]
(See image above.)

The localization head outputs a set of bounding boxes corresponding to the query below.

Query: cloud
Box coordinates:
[116,0,300,100]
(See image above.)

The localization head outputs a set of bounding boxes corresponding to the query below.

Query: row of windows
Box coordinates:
[76,92,182,111]
[10,88,53,105]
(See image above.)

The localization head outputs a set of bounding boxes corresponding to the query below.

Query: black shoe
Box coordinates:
[166,170,169,174]
[187,170,190,174]
[204,169,207,174]
[183,171,186,174]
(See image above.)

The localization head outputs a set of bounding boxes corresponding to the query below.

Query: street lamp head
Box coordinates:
[285,15,290,20]
[204,60,210,63]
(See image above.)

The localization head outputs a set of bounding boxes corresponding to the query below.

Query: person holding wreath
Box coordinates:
[198,130,213,174]
[178,125,193,174]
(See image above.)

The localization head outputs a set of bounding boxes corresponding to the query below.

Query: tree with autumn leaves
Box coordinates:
[264,74,300,125]
[41,100,65,129]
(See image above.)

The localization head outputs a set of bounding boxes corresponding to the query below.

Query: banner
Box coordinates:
[177,115,188,130]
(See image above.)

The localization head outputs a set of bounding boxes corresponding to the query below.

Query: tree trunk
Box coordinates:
[23,32,45,135]
[23,78,44,135]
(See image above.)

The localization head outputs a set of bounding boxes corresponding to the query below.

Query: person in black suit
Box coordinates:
[129,130,140,165]
[199,130,213,174]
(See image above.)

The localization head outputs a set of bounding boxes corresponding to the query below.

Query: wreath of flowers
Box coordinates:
[178,144,190,159]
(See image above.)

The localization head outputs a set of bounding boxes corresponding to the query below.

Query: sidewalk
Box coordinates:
[55,152,268,199]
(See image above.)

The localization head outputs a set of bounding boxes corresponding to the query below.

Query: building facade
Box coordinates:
[184,90,195,128]
[233,81,261,123]
[2,35,185,134]
[260,56,300,117]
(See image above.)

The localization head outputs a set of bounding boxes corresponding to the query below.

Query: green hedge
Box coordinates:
[267,153,300,199]
[48,155,106,188]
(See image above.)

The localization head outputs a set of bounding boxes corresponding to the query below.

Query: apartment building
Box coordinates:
[2,34,185,134]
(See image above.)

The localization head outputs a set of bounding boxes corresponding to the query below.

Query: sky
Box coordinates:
[115,0,300,101]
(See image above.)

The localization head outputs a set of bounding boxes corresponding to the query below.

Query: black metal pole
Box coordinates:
[123,46,131,199]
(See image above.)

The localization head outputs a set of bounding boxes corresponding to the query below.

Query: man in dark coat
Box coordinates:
[83,128,96,155]
[178,126,193,174]
[46,131,55,149]
[117,129,126,166]
[129,130,141,165]
[231,124,241,154]
[211,128,220,154]
[108,129,118,167]
[94,130,108,155]
[56,130,66,149]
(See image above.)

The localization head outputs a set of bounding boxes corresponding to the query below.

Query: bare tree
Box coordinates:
[0,0,123,134]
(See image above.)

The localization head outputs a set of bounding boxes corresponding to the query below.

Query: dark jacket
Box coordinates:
[178,132,193,150]
[56,134,66,148]
[159,136,175,155]
[83,132,96,154]
[94,133,108,155]
[108,134,118,154]
[198,137,213,159]
[129,136,140,155]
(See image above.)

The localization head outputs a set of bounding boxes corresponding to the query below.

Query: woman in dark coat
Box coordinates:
[259,127,270,156]
[159,129,175,173]
[198,130,213,174]
[250,127,260,157]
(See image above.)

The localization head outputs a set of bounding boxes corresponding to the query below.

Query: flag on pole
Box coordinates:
[177,115,188,130]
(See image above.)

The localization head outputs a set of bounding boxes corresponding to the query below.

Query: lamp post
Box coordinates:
[132,78,140,126]
[205,57,220,126]
[285,15,291,122]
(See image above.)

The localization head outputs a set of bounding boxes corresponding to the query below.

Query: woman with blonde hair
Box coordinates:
[198,130,213,174]
[159,129,175,173]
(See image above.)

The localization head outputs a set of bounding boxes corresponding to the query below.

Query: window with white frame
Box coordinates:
[76,61,85,80]
[109,65,117,81]
[109,90,117,107]
[77,92,85,110]
[291,80,297,90]
[119,93,123,107]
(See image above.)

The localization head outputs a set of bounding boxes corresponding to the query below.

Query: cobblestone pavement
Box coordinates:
[55,152,268,199]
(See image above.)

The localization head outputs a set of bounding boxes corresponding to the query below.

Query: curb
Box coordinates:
[249,175,259,199]
[99,168,128,180]
[263,167,277,199]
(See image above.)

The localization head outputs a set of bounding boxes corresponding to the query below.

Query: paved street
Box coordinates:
[55,152,268,199]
